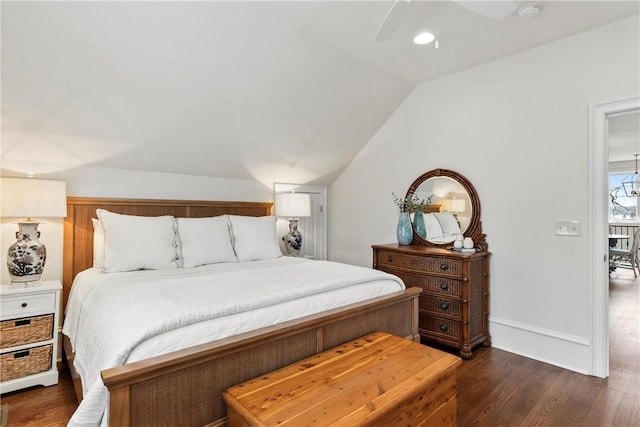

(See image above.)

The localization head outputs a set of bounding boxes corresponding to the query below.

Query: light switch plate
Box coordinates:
[555,220,581,236]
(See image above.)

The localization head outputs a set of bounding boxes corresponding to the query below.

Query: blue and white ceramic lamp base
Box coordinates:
[283,218,303,256]
[6,221,46,284]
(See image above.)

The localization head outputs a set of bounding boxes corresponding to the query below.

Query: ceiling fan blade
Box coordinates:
[374,0,414,42]
[453,0,518,20]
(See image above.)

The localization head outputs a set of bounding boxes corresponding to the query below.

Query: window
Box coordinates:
[610,173,638,222]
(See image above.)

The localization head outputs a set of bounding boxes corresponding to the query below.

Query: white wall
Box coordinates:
[328,16,640,374]
[0,166,273,284]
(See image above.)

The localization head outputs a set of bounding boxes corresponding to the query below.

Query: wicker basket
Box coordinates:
[0,344,52,382]
[0,314,54,348]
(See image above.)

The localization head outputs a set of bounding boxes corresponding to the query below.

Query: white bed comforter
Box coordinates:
[62,257,404,427]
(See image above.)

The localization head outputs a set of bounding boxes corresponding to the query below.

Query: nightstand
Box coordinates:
[0,280,61,394]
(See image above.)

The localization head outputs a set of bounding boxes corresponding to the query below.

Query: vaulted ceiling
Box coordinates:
[2,1,638,186]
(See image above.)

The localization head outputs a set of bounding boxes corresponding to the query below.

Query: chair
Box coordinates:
[609,227,640,277]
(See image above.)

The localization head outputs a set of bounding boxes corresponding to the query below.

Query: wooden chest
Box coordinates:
[223,331,461,427]
[373,244,490,359]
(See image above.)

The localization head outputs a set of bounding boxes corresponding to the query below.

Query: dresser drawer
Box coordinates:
[394,271,462,298]
[0,292,57,319]
[0,314,54,348]
[420,315,462,340]
[0,344,53,382]
[376,250,462,277]
[421,297,461,319]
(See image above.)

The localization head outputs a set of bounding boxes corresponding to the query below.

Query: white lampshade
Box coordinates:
[1,178,67,218]
[448,199,466,213]
[275,192,310,218]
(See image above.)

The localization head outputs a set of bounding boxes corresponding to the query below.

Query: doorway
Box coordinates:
[589,97,640,378]
[274,183,328,260]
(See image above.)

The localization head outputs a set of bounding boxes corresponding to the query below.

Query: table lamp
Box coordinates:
[448,198,465,216]
[1,178,67,284]
[447,198,466,227]
[275,191,310,256]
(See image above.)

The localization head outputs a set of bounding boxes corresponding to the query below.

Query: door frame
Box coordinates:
[588,96,640,378]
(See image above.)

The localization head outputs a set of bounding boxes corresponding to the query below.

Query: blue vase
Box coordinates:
[413,211,426,238]
[397,212,413,245]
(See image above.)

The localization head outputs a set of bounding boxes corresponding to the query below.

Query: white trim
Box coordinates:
[490,316,590,346]
[490,317,591,375]
[588,97,640,378]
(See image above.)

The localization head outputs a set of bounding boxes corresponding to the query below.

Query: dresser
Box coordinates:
[373,244,490,359]
[0,280,61,393]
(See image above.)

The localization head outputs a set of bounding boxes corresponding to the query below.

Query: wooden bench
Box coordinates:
[223,331,462,426]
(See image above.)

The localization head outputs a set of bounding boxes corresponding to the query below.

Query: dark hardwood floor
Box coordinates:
[0,364,76,426]
[1,271,638,426]
[456,268,639,427]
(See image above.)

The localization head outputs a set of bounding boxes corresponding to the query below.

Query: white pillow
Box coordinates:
[92,218,105,269]
[458,216,471,233]
[434,212,461,236]
[176,216,237,267]
[97,209,179,272]
[424,213,444,239]
[228,215,282,262]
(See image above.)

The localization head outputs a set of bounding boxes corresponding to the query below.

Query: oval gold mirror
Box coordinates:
[406,168,487,251]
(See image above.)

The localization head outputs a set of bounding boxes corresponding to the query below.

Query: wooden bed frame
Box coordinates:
[62,197,421,427]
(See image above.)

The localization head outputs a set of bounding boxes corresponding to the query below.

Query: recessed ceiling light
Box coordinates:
[413,32,435,45]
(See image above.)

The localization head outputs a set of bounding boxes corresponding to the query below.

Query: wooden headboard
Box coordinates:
[62,197,272,309]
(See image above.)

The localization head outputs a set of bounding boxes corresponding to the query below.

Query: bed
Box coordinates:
[62,197,421,427]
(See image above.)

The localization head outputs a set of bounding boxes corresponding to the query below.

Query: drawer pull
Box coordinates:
[440,283,449,291]
[440,263,448,271]
[15,319,31,327]
[439,324,448,332]
[13,350,30,359]
[21,302,28,308]
[387,256,393,263]
[440,302,449,310]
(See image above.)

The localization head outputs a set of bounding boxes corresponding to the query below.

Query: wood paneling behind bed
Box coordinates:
[62,197,273,311]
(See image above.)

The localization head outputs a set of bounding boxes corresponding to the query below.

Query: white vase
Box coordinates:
[463,237,474,249]
[453,240,463,249]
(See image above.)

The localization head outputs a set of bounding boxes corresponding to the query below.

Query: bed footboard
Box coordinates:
[99,287,420,427]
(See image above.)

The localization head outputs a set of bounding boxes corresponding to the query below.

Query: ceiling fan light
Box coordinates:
[413,32,435,45]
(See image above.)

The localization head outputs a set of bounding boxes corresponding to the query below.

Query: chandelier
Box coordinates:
[622,154,640,197]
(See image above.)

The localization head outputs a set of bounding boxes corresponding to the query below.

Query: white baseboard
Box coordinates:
[489,317,593,375]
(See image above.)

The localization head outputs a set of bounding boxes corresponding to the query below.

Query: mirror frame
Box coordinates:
[406,168,487,251]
